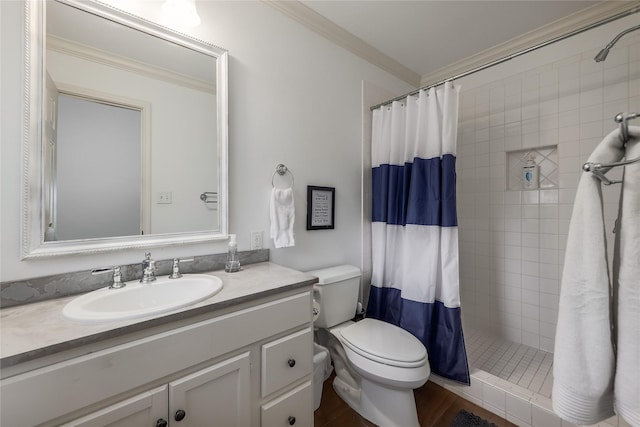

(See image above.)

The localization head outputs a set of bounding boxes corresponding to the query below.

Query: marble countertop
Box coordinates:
[0,262,317,369]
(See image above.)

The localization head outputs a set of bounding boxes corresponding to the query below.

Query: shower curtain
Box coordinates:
[367,83,470,385]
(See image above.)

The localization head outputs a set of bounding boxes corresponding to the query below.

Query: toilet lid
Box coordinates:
[340,318,427,368]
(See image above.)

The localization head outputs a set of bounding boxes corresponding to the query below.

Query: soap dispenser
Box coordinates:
[225,234,241,273]
[523,155,539,189]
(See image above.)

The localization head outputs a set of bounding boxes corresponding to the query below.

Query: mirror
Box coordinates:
[22,0,228,258]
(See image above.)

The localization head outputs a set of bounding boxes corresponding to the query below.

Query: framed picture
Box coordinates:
[306,186,335,230]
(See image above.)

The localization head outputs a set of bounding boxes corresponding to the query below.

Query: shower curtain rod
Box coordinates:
[370,4,640,111]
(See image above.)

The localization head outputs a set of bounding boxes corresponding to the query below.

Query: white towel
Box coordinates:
[614,133,640,426]
[552,126,640,426]
[270,187,295,248]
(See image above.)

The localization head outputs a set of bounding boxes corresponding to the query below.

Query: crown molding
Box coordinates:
[47,36,216,94]
[262,0,422,87]
[264,1,639,92]
[419,1,640,87]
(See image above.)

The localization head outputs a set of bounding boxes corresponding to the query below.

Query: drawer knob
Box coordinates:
[156,419,168,427]
[287,358,296,368]
[175,409,186,422]
[288,416,296,425]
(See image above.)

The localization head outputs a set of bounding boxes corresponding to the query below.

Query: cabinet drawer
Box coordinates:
[261,381,312,427]
[261,328,312,397]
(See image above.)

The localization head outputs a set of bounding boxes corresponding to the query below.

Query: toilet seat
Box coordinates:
[338,318,427,368]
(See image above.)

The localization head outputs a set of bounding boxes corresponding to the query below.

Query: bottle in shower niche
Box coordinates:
[225,234,241,272]
[523,155,539,189]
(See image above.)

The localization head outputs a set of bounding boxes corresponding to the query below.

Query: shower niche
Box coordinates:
[507,146,558,191]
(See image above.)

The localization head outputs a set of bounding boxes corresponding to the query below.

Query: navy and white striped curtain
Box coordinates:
[367,83,470,385]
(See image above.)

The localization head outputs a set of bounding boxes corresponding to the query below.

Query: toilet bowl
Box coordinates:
[309,265,430,427]
[327,319,430,427]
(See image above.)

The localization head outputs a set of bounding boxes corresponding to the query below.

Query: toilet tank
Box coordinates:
[308,265,361,329]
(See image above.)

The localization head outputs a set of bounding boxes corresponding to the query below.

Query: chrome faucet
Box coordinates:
[168,257,194,279]
[140,252,157,283]
[92,266,126,289]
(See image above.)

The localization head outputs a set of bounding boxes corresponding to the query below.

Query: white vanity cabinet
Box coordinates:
[63,352,251,427]
[63,385,169,427]
[166,352,251,427]
[260,328,314,426]
[0,288,313,427]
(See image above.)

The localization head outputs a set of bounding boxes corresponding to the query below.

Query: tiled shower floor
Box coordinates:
[464,328,554,398]
[434,329,628,425]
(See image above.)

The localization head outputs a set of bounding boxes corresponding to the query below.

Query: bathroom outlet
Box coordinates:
[157,192,172,204]
[251,231,263,250]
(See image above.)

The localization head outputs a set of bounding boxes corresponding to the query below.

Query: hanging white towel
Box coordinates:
[614,133,640,426]
[270,187,295,248]
[552,126,640,426]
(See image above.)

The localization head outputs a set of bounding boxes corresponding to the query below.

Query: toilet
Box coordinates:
[309,265,430,427]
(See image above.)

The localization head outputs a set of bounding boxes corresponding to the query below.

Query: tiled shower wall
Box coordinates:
[456,23,640,353]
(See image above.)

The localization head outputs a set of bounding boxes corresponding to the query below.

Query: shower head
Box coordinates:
[594,24,640,63]
[594,48,610,63]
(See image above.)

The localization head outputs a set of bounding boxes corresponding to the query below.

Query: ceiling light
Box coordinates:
[162,0,201,28]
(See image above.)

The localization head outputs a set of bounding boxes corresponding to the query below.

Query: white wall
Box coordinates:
[0,1,412,281]
[455,14,640,353]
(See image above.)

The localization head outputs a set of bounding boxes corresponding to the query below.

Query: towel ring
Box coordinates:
[272,164,294,188]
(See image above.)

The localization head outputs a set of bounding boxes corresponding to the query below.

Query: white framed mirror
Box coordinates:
[21,0,228,258]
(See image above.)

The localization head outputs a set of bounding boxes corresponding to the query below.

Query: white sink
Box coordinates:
[63,274,223,323]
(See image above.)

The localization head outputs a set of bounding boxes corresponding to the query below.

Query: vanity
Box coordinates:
[0,263,317,427]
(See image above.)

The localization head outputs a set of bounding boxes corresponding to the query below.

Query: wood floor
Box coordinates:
[314,373,517,427]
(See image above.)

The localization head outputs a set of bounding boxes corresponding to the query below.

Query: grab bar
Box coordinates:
[583,112,640,185]
[615,112,638,143]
